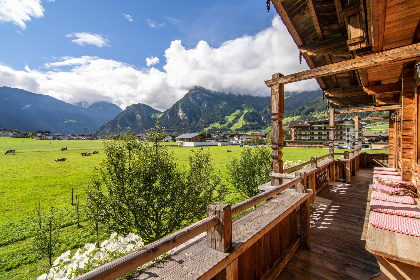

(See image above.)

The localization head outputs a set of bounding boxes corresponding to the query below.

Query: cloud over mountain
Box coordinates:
[0,16,319,111]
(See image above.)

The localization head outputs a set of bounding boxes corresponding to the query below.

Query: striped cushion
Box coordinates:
[369,212,420,237]
[371,191,416,205]
[370,199,420,219]
[370,184,406,194]
[374,167,398,172]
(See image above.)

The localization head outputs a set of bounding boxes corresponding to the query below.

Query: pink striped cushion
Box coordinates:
[371,191,416,205]
[369,212,420,237]
[370,184,406,194]
[370,199,420,219]
[374,167,398,172]
[373,171,400,176]
[373,174,402,180]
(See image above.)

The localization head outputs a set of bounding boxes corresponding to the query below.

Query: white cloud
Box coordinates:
[66,32,110,47]
[146,57,159,67]
[147,18,165,29]
[123,13,133,22]
[0,0,49,29]
[0,16,319,111]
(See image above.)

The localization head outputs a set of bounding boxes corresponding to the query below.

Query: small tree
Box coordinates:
[87,122,225,242]
[33,206,61,267]
[227,147,271,199]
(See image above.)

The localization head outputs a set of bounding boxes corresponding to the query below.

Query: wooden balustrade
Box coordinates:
[75,152,368,280]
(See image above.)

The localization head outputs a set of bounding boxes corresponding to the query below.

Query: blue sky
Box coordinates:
[0,0,318,110]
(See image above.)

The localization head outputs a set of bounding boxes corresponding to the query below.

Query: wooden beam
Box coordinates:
[363,82,402,95]
[324,54,338,87]
[324,85,366,97]
[328,96,374,108]
[333,0,346,34]
[299,34,349,56]
[265,43,420,86]
[302,52,327,89]
[306,0,323,40]
[272,1,304,47]
[358,68,369,86]
[371,0,387,51]
[335,105,401,114]
[360,116,391,121]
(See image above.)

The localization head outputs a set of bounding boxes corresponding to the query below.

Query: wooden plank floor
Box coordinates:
[277,168,381,280]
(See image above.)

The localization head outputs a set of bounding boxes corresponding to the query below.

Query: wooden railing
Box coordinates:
[360,152,389,168]
[75,151,364,280]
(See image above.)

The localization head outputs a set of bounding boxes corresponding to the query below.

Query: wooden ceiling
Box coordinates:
[268,0,420,108]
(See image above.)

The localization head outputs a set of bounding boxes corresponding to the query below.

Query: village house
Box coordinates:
[176,133,206,142]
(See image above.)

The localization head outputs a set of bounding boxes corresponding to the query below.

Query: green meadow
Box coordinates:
[0,137,342,279]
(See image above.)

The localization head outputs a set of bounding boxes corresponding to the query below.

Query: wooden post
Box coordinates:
[207,203,232,253]
[344,151,351,183]
[311,157,317,169]
[354,116,360,171]
[270,75,285,186]
[295,171,306,193]
[329,108,335,159]
[300,198,310,250]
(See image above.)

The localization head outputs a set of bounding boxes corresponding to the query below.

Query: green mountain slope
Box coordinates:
[96,103,161,135]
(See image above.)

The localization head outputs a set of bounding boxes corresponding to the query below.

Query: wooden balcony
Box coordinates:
[277,168,380,279]
[76,151,389,280]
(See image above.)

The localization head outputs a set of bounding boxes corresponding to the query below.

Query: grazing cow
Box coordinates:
[5,150,15,155]
[91,151,98,154]
[55,158,67,162]
[227,150,232,153]
[200,147,203,150]
[61,147,67,151]
[80,152,91,156]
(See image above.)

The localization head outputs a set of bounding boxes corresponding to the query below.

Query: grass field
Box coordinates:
[0,137,380,279]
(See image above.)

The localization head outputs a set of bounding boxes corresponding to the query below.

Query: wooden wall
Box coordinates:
[400,67,415,181]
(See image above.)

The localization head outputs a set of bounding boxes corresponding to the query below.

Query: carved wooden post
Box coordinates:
[329,108,335,159]
[207,203,232,253]
[270,74,284,186]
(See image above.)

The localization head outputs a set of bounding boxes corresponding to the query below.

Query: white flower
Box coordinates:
[37,274,48,280]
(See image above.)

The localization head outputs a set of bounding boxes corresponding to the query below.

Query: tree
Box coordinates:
[87,123,225,243]
[227,147,271,199]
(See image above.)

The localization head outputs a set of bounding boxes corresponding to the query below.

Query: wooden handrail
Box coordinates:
[74,215,218,280]
[231,177,302,216]
[284,160,311,173]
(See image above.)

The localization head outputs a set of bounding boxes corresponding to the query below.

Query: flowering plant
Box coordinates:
[37,232,144,280]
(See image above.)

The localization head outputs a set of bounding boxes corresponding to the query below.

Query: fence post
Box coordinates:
[207,203,232,253]
[295,171,306,193]
[311,157,317,169]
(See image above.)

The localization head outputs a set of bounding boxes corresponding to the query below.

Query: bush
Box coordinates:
[87,123,225,243]
[227,147,271,199]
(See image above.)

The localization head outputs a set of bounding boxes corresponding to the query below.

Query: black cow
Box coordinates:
[55,158,67,162]
[5,150,15,155]
[80,152,91,156]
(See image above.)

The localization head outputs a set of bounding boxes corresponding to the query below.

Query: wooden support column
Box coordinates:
[207,203,232,253]
[299,198,311,250]
[354,116,360,171]
[329,108,335,159]
[270,75,285,186]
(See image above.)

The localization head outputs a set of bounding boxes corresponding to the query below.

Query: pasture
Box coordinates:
[0,137,337,279]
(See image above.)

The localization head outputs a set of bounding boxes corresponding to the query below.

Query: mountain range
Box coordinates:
[0,87,122,134]
[96,87,323,135]
[0,86,324,135]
